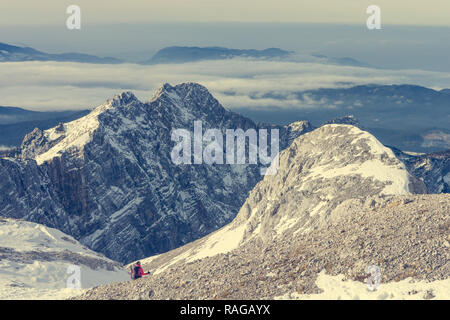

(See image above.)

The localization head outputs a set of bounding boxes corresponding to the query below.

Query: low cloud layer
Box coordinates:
[1,59,450,111]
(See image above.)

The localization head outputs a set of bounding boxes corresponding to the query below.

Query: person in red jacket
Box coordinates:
[131,261,149,280]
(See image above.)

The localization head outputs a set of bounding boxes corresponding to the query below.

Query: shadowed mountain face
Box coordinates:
[0,83,310,263]
[234,84,450,153]
[0,42,123,64]
[392,148,450,194]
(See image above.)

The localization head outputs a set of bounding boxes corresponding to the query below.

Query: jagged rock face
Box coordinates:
[0,158,67,225]
[282,121,314,146]
[393,149,450,193]
[20,128,52,159]
[323,115,361,128]
[0,83,310,263]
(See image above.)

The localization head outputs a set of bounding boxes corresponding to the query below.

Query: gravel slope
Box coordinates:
[75,194,449,300]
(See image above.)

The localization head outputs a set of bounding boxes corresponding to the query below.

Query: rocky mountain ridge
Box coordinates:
[0,83,310,263]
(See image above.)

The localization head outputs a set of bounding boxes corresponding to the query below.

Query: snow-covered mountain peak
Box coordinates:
[285,120,312,132]
[5,82,314,263]
[150,82,225,115]
[20,91,145,164]
[283,120,314,145]
[149,83,174,101]
[22,101,113,164]
[232,124,427,241]
[150,82,184,106]
[107,91,138,108]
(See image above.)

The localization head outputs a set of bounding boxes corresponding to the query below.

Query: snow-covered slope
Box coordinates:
[275,271,450,300]
[0,218,129,300]
[0,83,311,263]
[140,125,426,273]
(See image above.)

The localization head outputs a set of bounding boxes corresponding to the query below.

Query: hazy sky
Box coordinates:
[1,0,449,112]
[1,0,449,26]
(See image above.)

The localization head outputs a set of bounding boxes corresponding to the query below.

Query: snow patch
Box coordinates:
[147,223,246,275]
[444,172,450,185]
[275,271,449,300]
[308,158,410,195]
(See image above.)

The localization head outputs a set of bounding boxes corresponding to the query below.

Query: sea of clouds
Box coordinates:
[1,58,450,111]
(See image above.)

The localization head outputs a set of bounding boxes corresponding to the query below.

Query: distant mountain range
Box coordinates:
[143,46,372,67]
[0,42,371,67]
[143,46,293,64]
[0,43,294,65]
[2,83,449,154]
[0,42,123,64]
[235,84,450,153]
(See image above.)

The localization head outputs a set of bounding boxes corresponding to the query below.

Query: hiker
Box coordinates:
[131,261,149,280]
